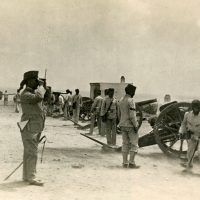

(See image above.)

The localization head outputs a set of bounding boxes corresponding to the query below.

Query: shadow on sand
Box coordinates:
[0,180,28,192]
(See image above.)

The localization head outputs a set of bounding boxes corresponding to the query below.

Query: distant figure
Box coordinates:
[4,90,8,106]
[72,89,82,124]
[118,84,139,169]
[13,90,21,113]
[120,76,125,83]
[101,88,118,145]
[64,89,72,120]
[58,94,64,115]
[164,94,171,104]
[90,89,103,135]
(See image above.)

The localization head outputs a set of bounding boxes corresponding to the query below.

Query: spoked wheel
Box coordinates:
[154,102,191,157]
[136,104,143,129]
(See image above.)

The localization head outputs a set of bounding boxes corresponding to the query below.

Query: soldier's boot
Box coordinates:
[122,152,129,168]
[129,152,140,169]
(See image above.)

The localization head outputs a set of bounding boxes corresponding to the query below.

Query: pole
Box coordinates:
[4,161,23,181]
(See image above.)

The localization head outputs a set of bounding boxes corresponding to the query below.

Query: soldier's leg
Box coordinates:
[128,128,139,166]
[96,115,101,135]
[187,138,197,167]
[106,120,112,145]
[121,127,129,167]
[63,104,67,119]
[26,137,38,181]
[76,107,80,123]
[111,119,117,145]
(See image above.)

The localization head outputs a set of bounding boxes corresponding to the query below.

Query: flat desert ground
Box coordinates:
[0,105,200,200]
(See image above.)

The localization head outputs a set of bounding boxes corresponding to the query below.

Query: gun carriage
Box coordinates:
[82,101,191,158]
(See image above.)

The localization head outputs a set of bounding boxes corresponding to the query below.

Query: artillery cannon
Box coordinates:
[81,101,191,158]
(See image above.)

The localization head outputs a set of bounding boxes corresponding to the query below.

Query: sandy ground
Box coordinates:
[0,105,200,200]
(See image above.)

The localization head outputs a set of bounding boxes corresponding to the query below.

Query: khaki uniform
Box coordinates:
[179,111,200,165]
[101,96,118,145]
[118,94,138,164]
[4,93,8,106]
[91,95,103,135]
[20,86,45,181]
[14,92,21,113]
[72,94,82,123]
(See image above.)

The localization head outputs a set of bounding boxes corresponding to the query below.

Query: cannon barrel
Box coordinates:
[136,98,157,107]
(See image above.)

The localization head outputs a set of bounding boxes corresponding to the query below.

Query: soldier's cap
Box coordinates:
[23,71,39,81]
[66,89,70,93]
[108,88,114,92]
[125,84,136,92]
[192,99,200,107]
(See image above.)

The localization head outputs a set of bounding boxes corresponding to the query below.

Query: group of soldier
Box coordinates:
[10,70,200,186]
[90,85,139,169]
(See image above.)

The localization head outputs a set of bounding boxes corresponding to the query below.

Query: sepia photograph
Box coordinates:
[0,0,200,199]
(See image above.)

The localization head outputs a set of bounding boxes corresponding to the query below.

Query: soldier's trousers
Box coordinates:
[105,118,116,145]
[121,127,138,153]
[21,131,41,181]
[96,114,102,135]
[187,137,199,166]
[72,107,80,123]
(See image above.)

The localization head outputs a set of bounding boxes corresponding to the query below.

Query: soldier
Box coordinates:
[18,70,46,186]
[64,89,71,120]
[101,88,118,145]
[118,84,139,169]
[101,89,109,136]
[179,99,200,170]
[13,90,21,113]
[72,89,82,124]
[3,90,8,106]
[90,89,103,135]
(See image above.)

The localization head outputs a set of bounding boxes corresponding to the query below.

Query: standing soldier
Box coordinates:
[72,89,82,124]
[64,89,71,120]
[90,89,103,135]
[4,90,8,106]
[101,89,109,136]
[118,84,139,169]
[179,100,200,170]
[101,88,118,145]
[14,90,21,113]
[18,70,46,186]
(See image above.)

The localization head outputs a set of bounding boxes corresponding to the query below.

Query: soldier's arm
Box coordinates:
[100,99,106,116]
[91,98,97,112]
[21,86,46,104]
[179,112,188,134]
[128,98,138,128]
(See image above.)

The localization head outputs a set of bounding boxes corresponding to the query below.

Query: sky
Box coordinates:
[0,0,200,98]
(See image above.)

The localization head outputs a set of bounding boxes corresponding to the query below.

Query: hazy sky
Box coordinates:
[0,0,200,97]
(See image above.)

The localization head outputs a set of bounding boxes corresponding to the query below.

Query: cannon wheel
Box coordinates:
[154,102,191,157]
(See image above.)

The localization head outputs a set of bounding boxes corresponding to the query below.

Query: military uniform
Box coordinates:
[91,95,103,135]
[118,94,138,166]
[101,96,118,145]
[72,93,82,124]
[179,111,200,167]
[19,71,46,184]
